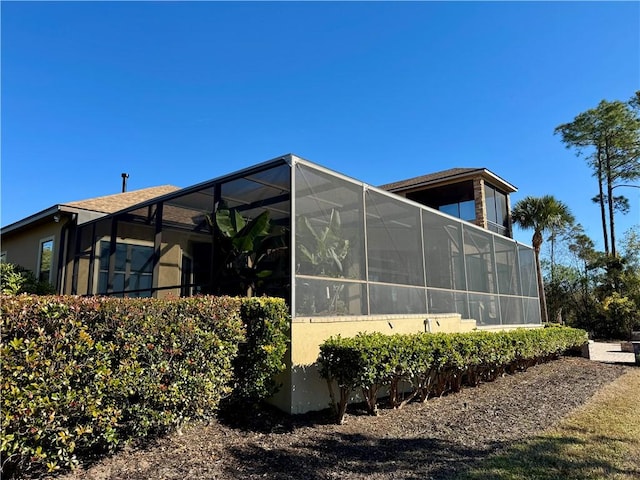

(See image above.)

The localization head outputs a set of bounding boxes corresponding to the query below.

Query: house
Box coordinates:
[380,167,516,237]
[1,185,180,292]
[1,154,539,413]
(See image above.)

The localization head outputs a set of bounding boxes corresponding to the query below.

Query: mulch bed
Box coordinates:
[48,357,631,480]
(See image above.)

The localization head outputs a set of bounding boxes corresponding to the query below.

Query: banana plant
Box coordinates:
[207,203,287,296]
[296,209,349,277]
[296,209,350,315]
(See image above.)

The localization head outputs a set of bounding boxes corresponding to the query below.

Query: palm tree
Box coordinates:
[512,195,575,324]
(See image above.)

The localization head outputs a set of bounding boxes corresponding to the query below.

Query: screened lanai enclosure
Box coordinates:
[68,155,541,327]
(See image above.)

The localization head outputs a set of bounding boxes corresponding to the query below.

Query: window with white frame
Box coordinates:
[37,238,54,283]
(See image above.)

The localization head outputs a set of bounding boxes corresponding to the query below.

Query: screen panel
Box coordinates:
[523,297,542,324]
[423,211,466,290]
[365,190,424,286]
[464,227,497,294]
[499,295,525,325]
[295,164,365,280]
[369,284,426,315]
[295,277,366,316]
[518,245,538,298]
[427,288,469,319]
[468,292,500,326]
[494,237,521,295]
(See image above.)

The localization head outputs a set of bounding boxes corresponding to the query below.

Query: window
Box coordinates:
[97,240,154,297]
[485,185,509,235]
[180,252,193,297]
[38,238,54,283]
[439,200,476,221]
[0,251,6,263]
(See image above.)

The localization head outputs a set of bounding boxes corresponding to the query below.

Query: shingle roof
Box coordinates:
[63,185,181,214]
[379,168,483,191]
[379,167,517,193]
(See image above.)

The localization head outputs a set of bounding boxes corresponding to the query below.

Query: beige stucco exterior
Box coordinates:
[275,313,477,414]
[1,221,65,288]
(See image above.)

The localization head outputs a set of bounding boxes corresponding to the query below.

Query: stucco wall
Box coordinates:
[281,313,477,414]
[2,222,64,288]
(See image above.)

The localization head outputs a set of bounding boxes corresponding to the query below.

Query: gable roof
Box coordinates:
[1,185,181,235]
[63,185,181,214]
[380,167,517,194]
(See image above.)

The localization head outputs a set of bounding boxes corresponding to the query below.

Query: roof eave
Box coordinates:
[479,169,518,193]
[383,168,517,194]
[1,205,107,235]
[1,206,62,235]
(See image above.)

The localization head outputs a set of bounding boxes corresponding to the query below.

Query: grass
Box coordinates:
[459,368,640,480]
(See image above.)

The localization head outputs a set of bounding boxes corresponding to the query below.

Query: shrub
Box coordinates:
[597,293,638,340]
[319,326,587,424]
[0,295,246,477]
[0,263,55,295]
[232,297,290,402]
[1,294,291,477]
[0,263,25,294]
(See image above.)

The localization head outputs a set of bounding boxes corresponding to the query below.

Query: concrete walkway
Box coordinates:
[586,341,637,364]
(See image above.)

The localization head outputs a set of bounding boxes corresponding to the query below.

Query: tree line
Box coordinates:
[513,91,639,338]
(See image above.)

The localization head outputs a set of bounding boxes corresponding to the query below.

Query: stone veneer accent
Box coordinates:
[473,177,487,229]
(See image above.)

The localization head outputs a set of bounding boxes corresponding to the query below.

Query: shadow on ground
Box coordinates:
[216,401,338,433]
[222,431,636,480]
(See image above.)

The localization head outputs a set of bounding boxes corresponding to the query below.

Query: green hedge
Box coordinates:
[319,326,587,424]
[0,295,289,477]
[233,297,290,402]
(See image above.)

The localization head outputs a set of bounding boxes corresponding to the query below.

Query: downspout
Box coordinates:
[425,318,433,333]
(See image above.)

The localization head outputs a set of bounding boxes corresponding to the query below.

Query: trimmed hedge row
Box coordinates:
[319,326,587,424]
[233,297,290,401]
[0,295,289,477]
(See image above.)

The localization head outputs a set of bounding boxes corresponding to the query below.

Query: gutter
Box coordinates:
[1,205,107,235]
[1,206,61,235]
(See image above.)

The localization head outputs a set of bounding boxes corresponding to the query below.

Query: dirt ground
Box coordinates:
[44,357,630,480]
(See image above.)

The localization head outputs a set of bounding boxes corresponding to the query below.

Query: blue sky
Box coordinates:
[2,1,639,250]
